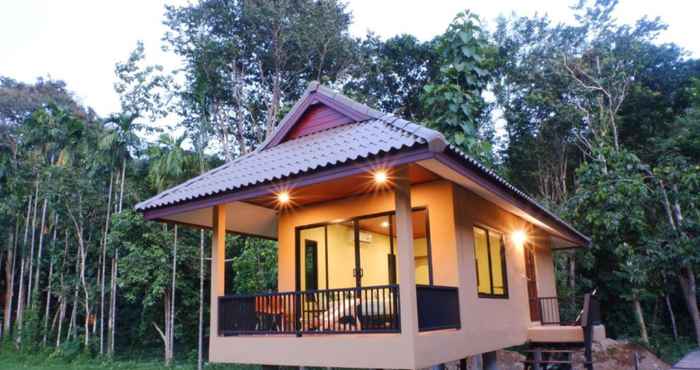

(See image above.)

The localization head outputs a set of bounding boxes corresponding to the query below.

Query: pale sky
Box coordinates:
[1,0,698,118]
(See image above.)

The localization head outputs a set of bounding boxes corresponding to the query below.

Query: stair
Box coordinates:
[522,346,579,370]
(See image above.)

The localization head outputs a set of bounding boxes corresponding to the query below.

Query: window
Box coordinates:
[473,226,508,298]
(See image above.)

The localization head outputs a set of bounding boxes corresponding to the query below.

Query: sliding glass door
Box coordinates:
[296,208,432,291]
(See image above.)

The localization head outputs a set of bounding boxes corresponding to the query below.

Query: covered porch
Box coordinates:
[200,164,461,367]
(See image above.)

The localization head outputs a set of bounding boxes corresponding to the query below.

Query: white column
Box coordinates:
[209,205,226,346]
[395,165,418,338]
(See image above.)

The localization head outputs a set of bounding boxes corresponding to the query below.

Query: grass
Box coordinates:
[0,350,258,370]
[647,335,697,365]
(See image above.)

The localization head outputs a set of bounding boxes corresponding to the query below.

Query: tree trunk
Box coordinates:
[679,267,700,345]
[68,230,81,342]
[154,290,173,366]
[118,159,126,213]
[107,161,125,357]
[3,228,16,336]
[68,284,78,341]
[15,257,25,346]
[78,232,90,347]
[32,197,49,305]
[170,225,178,360]
[27,182,40,308]
[42,256,54,346]
[42,219,58,346]
[664,294,678,341]
[198,230,205,370]
[633,295,649,345]
[55,229,68,347]
[16,193,34,339]
[568,253,576,308]
[99,170,114,355]
[108,248,118,357]
[56,295,66,348]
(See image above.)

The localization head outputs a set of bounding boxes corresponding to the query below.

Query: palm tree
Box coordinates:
[99,112,141,356]
[147,134,192,366]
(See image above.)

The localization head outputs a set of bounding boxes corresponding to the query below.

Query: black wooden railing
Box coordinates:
[537,296,562,325]
[218,285,400,336]
[416,285,460,331]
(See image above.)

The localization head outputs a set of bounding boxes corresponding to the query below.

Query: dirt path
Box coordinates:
[673,349,700,370]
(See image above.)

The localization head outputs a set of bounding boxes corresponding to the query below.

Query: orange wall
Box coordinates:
[277,180,459,291]
[211,180,560,368]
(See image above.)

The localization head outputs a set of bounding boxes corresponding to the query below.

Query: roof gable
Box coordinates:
[282,102,354,142]
[261,82,376,149]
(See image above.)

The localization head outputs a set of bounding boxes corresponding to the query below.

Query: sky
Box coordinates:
[1,0,698,118]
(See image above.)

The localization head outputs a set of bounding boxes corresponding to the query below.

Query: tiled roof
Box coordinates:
[135,115,445,211]
[135,82,589,245]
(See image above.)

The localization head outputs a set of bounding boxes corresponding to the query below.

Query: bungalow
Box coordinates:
[136,82,605,370]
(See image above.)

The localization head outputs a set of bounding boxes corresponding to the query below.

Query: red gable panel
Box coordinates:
[282,103,354,141]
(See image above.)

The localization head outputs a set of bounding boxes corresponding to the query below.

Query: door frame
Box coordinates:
[294,207,433,291]
[524,243,540,322]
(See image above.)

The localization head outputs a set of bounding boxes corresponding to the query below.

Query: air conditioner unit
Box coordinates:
[359,231,372,244]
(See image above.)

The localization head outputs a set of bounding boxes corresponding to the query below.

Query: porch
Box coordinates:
[528,293,605,344]
[218,284,460,336]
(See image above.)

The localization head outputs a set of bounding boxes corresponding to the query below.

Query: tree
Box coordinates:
[343,34,438,121]
[164,0,357,158]
[146,134,195,365]
[421,11,495,163]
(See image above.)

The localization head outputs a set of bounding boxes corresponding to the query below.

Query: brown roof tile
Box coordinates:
[135,82,589,245]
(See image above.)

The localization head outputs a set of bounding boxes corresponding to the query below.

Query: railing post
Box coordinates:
[295,291,302,337]
[582,293,594,370]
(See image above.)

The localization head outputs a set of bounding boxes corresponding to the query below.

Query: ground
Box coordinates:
[0,352,252,370]
[0,339,675,370]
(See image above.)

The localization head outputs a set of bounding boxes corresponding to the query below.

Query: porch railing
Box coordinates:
[537,296,562,325]
[416,285,460,331]
[218,285,400,336]
[537,291,601,327]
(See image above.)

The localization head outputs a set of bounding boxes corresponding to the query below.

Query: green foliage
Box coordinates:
[343,34,438,121]
[421,11,494,163]
[0,348,254,369]
[230,237,277,294]
[647,334,696,364]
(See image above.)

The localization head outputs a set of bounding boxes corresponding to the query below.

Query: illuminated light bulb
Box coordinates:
[381,221,390,228]
[512,230,527,246]
[374,170,388,184]
[277,191,290,204]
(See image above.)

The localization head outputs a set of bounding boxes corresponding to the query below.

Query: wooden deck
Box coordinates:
[673,349,700,369]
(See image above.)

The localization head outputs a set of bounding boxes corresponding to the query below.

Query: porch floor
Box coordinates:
[527,324,606,343]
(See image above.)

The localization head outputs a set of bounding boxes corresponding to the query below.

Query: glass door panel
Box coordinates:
[298,226,327,291]
[390,209,432,285]
[325,221,357,289]
[357,215,393,287]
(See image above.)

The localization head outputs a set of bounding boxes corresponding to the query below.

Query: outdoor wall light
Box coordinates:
[512,230,527,247]
[373,169,388,184]
[277,191,290,204]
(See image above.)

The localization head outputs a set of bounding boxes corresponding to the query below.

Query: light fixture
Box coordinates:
[277,191,290,204]
[512,230,527,246]
[373,169,388,184]
[381,221,390,228]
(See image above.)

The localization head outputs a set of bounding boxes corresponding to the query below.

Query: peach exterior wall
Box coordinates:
[209,180,559,369]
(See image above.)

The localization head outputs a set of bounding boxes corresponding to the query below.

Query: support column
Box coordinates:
[209,205,226,348]
[483,351,499,370]
[394,165,418,338]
